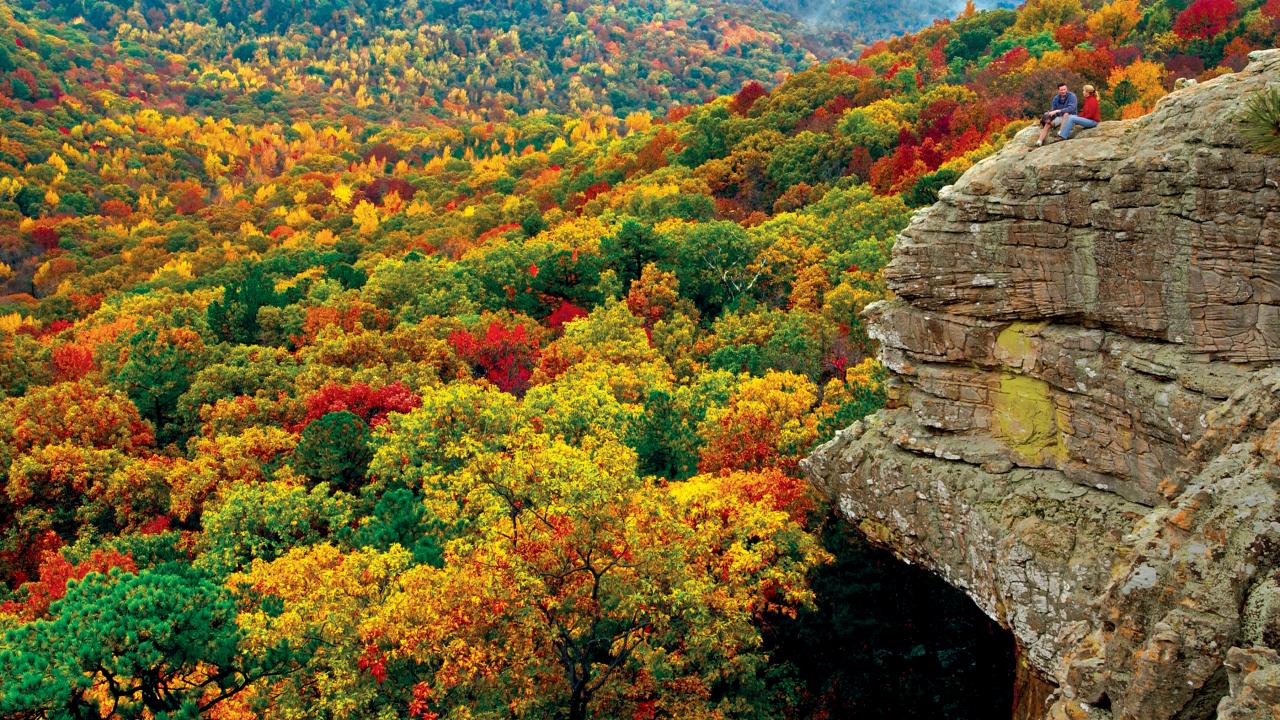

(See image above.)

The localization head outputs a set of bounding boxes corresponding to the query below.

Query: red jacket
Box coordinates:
[1081,95,1100,122]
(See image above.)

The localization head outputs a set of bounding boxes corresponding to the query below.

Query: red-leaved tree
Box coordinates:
[51,344,95,381]
[729,81,767,115]
[449,321,540,394]
[0,548,137,620]
[1173,0,1237,39]
[300,382,422,428]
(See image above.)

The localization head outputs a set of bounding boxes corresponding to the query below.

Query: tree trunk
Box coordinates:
[568,667,591,720]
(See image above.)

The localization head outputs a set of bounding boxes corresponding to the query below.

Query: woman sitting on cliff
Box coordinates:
[1057,85,1101,141]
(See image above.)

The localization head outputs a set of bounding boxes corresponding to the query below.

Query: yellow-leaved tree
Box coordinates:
[355,422,826,720]
[224,544,414,720]
[1109,59,1169,117]
[1086,0,1141,46]
[1012,0,1085,34]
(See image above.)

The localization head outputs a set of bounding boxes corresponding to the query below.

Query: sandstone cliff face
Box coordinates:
[805,50,1280,719]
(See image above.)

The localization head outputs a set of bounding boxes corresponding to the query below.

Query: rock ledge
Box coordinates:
[805,50,1280,720]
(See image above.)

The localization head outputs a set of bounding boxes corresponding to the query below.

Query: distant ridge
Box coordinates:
[729,0,1017,42]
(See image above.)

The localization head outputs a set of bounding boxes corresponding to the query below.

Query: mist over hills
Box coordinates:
[732,0,1017,41]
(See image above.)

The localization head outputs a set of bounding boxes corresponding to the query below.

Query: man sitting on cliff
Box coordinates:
[1035,83,1078,147]
[1058,84,1101,141]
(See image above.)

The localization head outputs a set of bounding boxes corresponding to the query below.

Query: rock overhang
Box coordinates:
[805,49,1280,720]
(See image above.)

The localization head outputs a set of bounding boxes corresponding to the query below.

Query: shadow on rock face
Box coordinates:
[765,517,1016,719]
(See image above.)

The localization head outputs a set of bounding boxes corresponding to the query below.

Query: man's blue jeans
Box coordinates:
[1059,115,1097,139]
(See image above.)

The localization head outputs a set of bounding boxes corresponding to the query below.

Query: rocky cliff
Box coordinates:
[804,50,1280,719]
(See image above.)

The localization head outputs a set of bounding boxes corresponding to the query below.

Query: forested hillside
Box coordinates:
[0,0,1276,717]
[1,0,832,119]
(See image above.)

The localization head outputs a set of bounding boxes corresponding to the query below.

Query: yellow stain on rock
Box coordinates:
[994,321,1048,370]
[991,322,1068,465]
[992,373,1068,466]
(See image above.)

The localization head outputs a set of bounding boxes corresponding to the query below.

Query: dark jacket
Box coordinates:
[1050,91,1078,116]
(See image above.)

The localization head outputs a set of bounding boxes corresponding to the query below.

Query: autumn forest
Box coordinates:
[0,0,1275,717]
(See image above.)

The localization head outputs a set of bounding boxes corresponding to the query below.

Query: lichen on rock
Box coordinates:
[805,49,1280,720]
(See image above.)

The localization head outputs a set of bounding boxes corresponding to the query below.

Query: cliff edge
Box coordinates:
[805,50,1280,720]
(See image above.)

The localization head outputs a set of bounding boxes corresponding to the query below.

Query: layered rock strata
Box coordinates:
[805,50,1280,719]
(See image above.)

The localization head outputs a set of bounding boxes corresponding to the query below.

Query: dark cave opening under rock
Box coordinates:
[766,518,1018,719]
